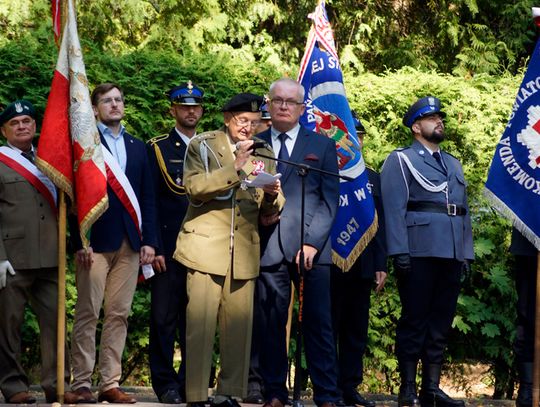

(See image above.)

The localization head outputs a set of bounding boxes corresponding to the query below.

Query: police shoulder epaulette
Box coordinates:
[147,133,170,145]
[395,146,410,152]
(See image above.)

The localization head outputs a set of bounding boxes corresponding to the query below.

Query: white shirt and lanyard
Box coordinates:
[98,121,127,172]
[270,123,301,158]
[97,121,155,279]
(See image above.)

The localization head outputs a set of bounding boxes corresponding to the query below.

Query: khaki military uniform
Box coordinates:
[0,160,68,402]
[174,128,284,401]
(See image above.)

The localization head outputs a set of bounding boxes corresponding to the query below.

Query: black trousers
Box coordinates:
[149,258,188,398]
[330,266,372,397]
[252,262,339,406]
[514,255,537,363]
[395,257,461,365]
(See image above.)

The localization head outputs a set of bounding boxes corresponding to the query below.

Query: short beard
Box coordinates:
[100,118,122,128]
[422,128,445,144]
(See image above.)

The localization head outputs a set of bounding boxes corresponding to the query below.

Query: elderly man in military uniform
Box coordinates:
[174,93,284,407]
[0,100,79,404]
[147,81,204,404]
[380,96,474,407]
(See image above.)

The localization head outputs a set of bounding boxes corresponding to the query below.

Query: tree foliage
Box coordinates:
[0,0,535,398]
[0,0,539,75]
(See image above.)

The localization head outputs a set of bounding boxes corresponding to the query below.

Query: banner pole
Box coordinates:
[56,0,69,402]
[56,191,67,403]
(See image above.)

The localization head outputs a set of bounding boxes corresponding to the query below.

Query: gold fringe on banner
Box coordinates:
[332,212,378,272]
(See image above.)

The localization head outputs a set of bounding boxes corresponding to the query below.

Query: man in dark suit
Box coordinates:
[70,83,158,404]
[253,77,340,407]
[0,100,79,404]
[381,96,474,407]
[147,81,204,404]
[331,117,387,407]
[510,228,537,407]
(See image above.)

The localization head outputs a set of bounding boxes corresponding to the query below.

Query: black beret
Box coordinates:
[166,80,204,105]
[0,100,36,126]
[222,93,264,113]
[403,96,446,128]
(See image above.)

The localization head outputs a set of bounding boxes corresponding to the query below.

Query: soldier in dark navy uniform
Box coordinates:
[380,97,474,407]
[331,114,387,407]
[147,81,204,404]
[510,228,537,407]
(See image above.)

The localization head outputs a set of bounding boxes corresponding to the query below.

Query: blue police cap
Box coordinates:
[403,96,446,128]
[351,110,365,133]
[260,102,271,120]
[166,81,204,105]
[0,100,36,126]
[221,93,263,113]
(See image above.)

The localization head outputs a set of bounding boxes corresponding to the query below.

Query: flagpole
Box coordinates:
[55,0,69,402]
[56,191,67,403]
[533,251,540,407]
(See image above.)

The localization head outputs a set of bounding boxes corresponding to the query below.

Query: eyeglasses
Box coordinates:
[98,97,124,105]
[269,98,304,108]
[232,114,261,128]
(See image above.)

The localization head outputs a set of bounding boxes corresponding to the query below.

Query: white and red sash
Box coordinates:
[101,145,142,238]
[0,146,58,211]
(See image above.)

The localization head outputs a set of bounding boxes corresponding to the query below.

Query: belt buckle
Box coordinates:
[447,204,457,216]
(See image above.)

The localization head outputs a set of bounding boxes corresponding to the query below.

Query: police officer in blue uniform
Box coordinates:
[510,228,537,407]
[331,115,387,407]
[380,97,474,407]
[147,81,204,404]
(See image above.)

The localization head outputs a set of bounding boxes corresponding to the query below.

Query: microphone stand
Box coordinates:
[253,150,352,407]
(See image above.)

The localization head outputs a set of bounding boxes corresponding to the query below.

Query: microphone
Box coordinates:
[236,141,268,151]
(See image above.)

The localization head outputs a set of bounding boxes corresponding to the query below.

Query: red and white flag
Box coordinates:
[52,0,61,44]
[37,0,108,248]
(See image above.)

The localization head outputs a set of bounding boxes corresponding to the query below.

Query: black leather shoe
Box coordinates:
[243,389,264,404]
[398,382,420,407]
[187,402,207,407]
[418,388,464,407]
[211,397,241,407]
[7,391,37,404]
[159,389,182,404]
[343,392,376,407]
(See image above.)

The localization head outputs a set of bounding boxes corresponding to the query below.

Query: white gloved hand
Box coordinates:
[0,260,15,289]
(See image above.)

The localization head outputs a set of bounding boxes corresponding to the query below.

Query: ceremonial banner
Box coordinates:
[37,0,108,248]
[297,1,376,271]
[484,10,540,251]
[52,0,61,44]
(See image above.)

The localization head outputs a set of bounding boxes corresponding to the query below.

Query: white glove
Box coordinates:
[0,260,15,289]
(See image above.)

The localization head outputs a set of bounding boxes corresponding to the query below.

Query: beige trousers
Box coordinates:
[71,239,139,392]
[186,268,255,402]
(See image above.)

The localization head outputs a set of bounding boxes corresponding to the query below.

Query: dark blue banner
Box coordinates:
[298,3,376,270]
[485,38,540,250]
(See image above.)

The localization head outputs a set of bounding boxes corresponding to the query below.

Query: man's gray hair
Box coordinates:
[269,78,305,101]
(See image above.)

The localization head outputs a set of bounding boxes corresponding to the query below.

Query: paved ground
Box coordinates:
[0,387,517,407]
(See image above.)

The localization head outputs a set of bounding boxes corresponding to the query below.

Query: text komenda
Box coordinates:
[498,137,540,194]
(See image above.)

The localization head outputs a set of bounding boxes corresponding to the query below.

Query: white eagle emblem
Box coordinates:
[517,105,540,169]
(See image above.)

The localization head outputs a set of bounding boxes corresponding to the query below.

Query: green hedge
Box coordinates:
[1,38,524,397]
